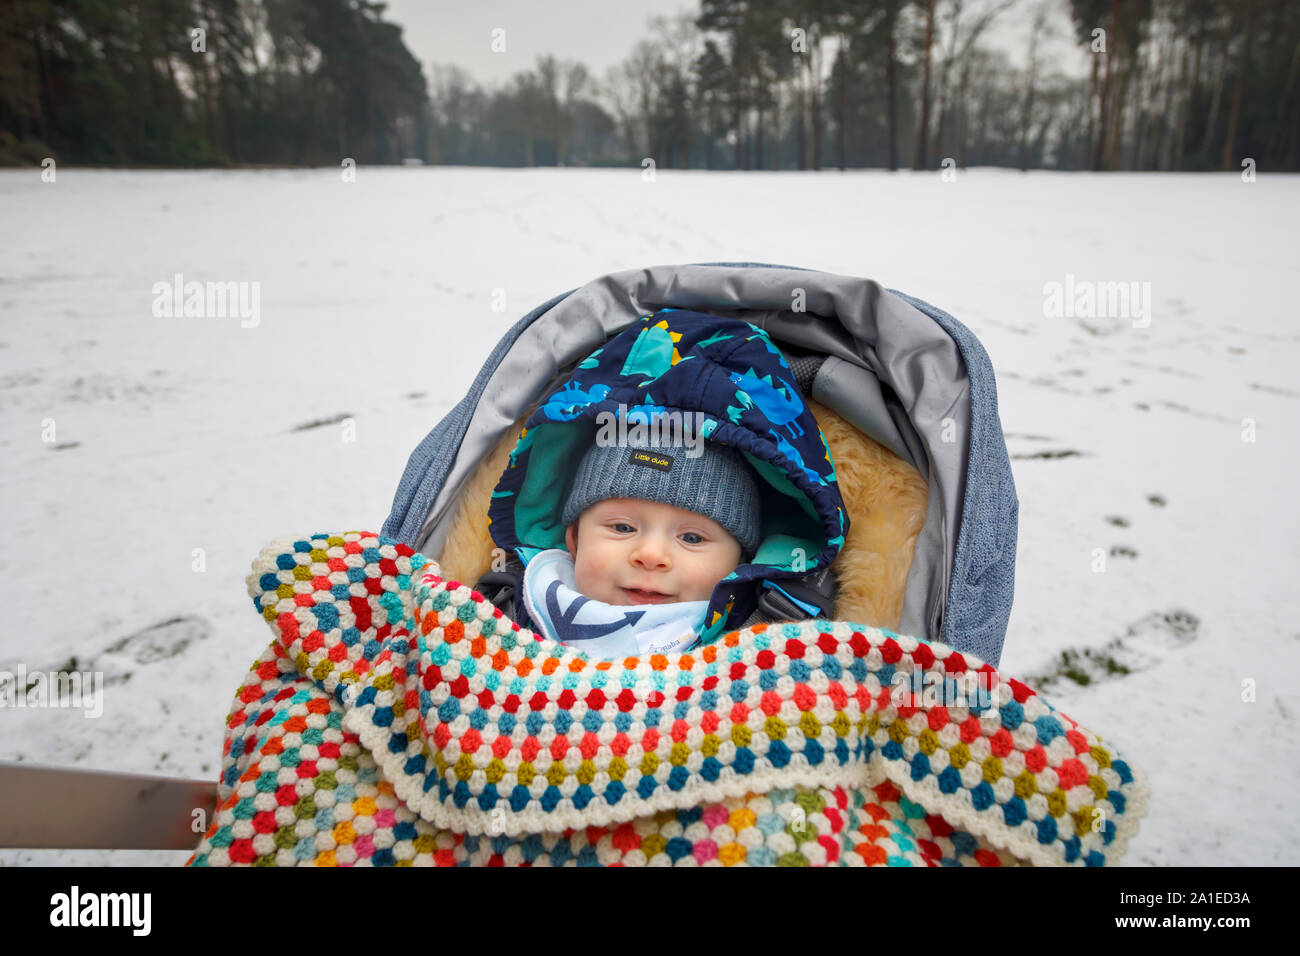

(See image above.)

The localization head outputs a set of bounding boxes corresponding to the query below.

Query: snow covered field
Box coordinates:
[1,166,1296,866]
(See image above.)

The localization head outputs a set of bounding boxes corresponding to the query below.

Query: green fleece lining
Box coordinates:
[513,422,592,549]
[752,533,819,570]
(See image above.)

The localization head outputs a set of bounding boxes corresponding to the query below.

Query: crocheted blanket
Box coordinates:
[185,531,1150,867]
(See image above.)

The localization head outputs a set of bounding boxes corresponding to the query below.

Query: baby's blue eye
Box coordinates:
[680,532,704,545]
[612,522,635,533]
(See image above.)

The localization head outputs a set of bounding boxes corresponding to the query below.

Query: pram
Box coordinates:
[384,261,1018,669]
[2,263,1148,865]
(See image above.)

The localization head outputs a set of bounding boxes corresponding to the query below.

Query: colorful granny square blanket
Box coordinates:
[186,532,1149,866]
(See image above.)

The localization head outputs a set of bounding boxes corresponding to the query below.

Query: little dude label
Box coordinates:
[628,450,673,472]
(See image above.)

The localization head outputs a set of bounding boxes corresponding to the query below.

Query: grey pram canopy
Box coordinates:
[382,262,1018,667]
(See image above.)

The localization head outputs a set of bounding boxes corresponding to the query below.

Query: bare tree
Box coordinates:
[1219,0,1257,170]
[600,60,642,159]
[533,56,589,165]
[1271,36,1300,162]
[650,13,703,167]
[913,0,937,168]
[785,5,831,170]
[428,63,477,163]
[1197,4,1236,165]
[1170,10,1197,170]
[1128,16,1156,168]
[833,31,848,168]
[601,39,665,161]
[932,0,1019,167]
[1146,15,1177,169]
[1018,0,1051,170]
[881,0,903,170]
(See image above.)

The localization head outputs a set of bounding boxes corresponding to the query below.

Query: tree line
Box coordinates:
[0,0,427,166]
[2,0,1296,172]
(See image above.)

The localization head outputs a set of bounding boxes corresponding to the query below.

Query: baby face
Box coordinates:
[563,498,742,606]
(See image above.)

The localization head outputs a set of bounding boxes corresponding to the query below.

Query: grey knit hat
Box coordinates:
[562,435,761,554]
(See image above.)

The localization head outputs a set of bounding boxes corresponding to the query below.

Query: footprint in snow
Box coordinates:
[1024,609,1199,694]
[290,413,353,432]
[1010,448,1083,460]
[101,615,211,665]
[7,616,216,691]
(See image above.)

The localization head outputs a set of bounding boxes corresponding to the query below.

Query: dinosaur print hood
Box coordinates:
[487,308,850,646]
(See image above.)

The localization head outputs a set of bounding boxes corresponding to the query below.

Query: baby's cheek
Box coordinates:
[572,555,598,595]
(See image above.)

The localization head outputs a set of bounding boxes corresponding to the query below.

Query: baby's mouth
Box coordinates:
[621,586,674,605]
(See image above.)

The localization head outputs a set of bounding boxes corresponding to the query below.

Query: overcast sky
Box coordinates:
[380,0,1090,94]
[381,0,699,89]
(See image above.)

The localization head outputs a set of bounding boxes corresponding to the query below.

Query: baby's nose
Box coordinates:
[632,536,671,567]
